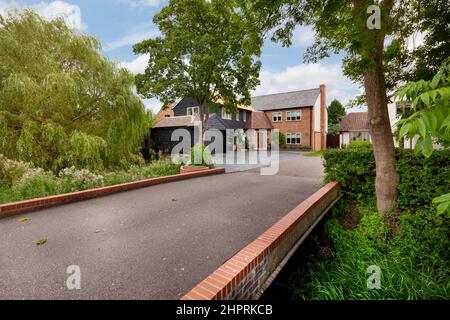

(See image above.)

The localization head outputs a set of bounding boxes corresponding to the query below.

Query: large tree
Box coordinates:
[244,0,432,213]
[328,99,346,134]
[0,11,151,171]
[133,0,262,140]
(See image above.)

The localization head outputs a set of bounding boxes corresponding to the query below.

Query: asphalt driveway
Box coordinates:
[0,152,324,300]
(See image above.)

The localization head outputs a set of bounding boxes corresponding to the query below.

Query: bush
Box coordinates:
[189,144,212,167]
[293,202,450,300]
[12,169,57,200]
[323,148,450,208]
[278,132,286,146]
[0,155,180,204]
[57,167,104,193]
[346,141,372,149]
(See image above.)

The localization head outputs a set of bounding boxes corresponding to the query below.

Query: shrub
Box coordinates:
[0,154,35,187]
[189,144,212,167]
[12,169,57,200]
[278,132,286,146]
[57,167,104,193]
[323,148,450,208]
[346,141,372,149]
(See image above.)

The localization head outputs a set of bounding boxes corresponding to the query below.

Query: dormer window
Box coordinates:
[236,111,240,121]
[187,107,199,116]
[222,108,232,120]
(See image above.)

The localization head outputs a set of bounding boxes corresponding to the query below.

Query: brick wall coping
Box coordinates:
[181,181,340,300]
[0,167,225,218]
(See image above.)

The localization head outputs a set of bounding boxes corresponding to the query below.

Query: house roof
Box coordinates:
[153,116,199,128]
[245,112,273,129]
[340,112,369,132]
[155,104,174,122]
[251,88,321,111]
[175,97,255,111]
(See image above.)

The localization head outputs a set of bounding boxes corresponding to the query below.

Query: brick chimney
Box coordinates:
[320,84,327,150]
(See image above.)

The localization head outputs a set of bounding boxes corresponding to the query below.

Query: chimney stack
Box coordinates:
[320,84,327,150]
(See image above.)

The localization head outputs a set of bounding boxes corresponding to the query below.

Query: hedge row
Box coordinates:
[323,148,450,209]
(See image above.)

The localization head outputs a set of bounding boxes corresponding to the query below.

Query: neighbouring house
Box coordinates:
[339,102,420,148]
[339,112,371,147]
[150,85,328,153]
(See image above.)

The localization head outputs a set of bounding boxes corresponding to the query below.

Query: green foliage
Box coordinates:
[397,58,450,156]
[407,1,450,82]
[0,155,180,204]
[397,58,450,214]
[0,11,150,171]
[327,123,340,135]
[323,148,450,210]
[190,144,212,167]
[327,99,346,126]
[346,141,372,149]
[134,0,262,125]
[278,132,286,146]
[293,202,450,300]
[323,148,376,201]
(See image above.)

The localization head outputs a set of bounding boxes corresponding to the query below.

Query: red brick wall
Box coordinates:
[264,107,313,148]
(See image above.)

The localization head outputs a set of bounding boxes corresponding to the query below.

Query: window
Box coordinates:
[187,107,199,116]
[243,111,247,122]
[222,108,232,120]
[287,133,301,145]
[272,112,282,122]
[236,111,240,121]
[286,111,301,121]
[164,115,170,118]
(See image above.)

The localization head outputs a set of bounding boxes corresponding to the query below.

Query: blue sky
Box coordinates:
[0,0,361,112]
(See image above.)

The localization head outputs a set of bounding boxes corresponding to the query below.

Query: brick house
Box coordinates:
[151,85,328,153]
[251,85,328,151]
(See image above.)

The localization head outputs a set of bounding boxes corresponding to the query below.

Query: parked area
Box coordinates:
[0,152,324,299]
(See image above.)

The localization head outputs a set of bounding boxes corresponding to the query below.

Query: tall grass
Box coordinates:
[292,200,449,300]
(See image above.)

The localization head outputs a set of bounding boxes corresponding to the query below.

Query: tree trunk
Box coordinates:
[364,41,399,214]
[199,102,210,144]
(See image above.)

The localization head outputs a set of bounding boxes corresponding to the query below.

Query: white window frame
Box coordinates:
[286,111,301,121]
[236,111,240,121]
[286,133,301,145]
[272,112,282,122]
[222,108,232,120]
[243,111,247,122]
[187,107,199,116]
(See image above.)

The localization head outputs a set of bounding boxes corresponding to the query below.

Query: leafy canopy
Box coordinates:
[133,0,263,112]
[397,58,450,215]
[328,99,346,134]
[0,11,151,171]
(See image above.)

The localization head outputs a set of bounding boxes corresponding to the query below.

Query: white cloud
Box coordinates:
[117,0,162,10]
[253,63,359,107]
[292,25,315,47]
[119,54,149,74]
[143,98,162,113]
[120,55,162,113]
[104,29,159,52]
[0,0,86,31]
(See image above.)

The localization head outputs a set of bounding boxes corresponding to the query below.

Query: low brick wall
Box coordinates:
[0,167,225,218]
[181,181,340,300]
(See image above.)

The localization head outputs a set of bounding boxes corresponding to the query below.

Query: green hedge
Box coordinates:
[323,148,450,209]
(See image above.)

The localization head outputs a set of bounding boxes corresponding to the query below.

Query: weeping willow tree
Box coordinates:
[0,11,151,171]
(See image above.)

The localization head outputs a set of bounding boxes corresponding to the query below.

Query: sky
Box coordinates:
[0,0,363,113]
